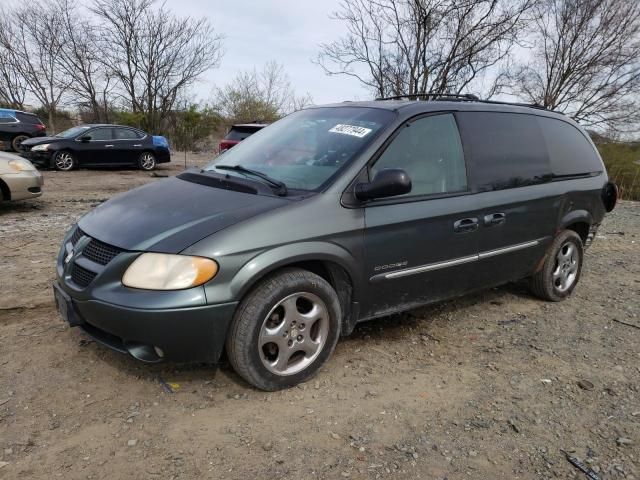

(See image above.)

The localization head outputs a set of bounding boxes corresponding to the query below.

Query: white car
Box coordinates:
[0,151,43,202]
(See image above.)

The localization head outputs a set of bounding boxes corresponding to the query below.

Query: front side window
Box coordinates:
[206,107,395,191]
[55,126,90,138]
[371,113,467,197]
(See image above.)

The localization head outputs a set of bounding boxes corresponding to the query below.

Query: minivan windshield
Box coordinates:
[205,107,395,191]
[55,126,91,138]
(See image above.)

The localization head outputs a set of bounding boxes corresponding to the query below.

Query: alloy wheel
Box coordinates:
[258,292,330,376]
[552,242,579,292]
[140,153,156,170]
[55,152,74,171]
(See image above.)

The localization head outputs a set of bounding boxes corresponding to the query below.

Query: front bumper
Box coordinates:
[1,170,43,200]
[19,150,53,167]
[54,281,237,363]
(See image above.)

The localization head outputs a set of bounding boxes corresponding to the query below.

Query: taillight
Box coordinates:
[36,124,46,131]
[602,182,618,212]
[219,140,237,152]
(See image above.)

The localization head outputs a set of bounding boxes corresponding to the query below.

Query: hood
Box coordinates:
[21,136,63,146]
[78,176,289,253]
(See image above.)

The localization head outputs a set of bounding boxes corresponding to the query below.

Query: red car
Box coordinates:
[219,123,266,152]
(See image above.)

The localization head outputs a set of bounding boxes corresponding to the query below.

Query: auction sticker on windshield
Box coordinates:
[328,124,373,138]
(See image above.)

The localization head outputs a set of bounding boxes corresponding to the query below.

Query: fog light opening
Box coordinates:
[125,342,163,363]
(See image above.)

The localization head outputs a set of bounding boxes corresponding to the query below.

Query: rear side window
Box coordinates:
[371,113,467,197]
[457,112,551,191]
[0,112,17,124]
[87,128,113,141]
[537,117,603,177]
[114,128,144,140]
[225,127,261,141]
[16,112,43,124]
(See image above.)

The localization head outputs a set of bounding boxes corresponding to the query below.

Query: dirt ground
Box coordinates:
[1,154,638,479]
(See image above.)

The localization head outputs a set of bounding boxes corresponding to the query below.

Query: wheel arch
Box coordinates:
[10,133,31,152]
[228,243,361,335]
[0,177,11,201]
[558,209,592,244]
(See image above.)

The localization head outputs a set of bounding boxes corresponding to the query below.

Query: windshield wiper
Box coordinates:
[214,165,287,196]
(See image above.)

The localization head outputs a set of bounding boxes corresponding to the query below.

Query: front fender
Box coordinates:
[228,241,360,300]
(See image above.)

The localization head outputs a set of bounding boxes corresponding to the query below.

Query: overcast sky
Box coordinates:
[163,0,370,104]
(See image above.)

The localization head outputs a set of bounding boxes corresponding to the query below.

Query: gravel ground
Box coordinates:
[0,154,638,479]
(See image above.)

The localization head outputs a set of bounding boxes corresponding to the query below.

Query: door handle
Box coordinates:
[453,217,479,233]
[105,144,114,148]
[484,212,506,226]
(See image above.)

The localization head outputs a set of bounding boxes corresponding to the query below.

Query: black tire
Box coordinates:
[529,230,584,302]
[53,151,76,171]
[226,268,342,391]
[138,152,156,171]
[11,134,29,152]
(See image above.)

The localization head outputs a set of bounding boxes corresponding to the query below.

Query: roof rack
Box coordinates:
[375,92,547,111]
[376,93,480,101]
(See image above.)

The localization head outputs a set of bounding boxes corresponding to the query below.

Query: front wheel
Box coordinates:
[138,152,156,171]
[529,230,584,301]
[226,268,342,391]
[54,151,76,171]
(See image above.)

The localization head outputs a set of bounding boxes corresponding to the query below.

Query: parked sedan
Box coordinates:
[0,151,43,203]
[20,124,170,171]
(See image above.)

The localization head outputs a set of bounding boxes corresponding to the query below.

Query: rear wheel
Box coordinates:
[54,151,76,171]
[226,268,341,391]
[11,134,29,152]
[529,230,583,301]
[138,152,156,171]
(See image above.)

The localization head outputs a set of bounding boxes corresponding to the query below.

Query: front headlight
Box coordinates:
[8,158,37,172]
[122,253,218,290]
[31,143,50,152]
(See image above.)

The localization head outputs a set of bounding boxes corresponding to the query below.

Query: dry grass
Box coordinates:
[598,142,640,200]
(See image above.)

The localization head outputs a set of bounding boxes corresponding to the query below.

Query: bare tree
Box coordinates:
[0,9,27,109]
[507,0,640,132]
[316,0,536,99]
[215,61,313,123]
[54,0,114,122]
[0,3,70,131]
[0,50,27,109]
[92,0,224,132]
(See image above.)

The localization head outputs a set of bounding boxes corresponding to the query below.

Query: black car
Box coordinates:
[0,108,47,152]
[20,124,170,171]
[53,94,617,391]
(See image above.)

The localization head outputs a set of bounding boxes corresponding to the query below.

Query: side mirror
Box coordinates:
[79,135,91,142]
[355,168,412,201]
